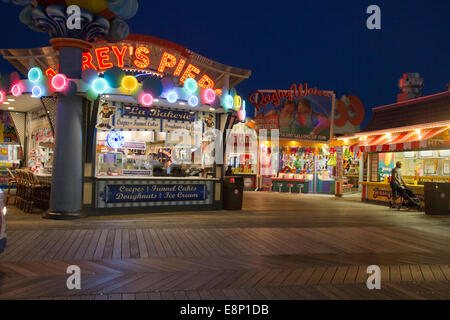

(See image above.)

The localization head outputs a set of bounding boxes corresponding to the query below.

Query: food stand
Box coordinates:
[338,91,450,207]
[0,34,251,215]
[249,84,337,193]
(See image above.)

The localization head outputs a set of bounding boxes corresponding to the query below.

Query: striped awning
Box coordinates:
[350,127,448,153]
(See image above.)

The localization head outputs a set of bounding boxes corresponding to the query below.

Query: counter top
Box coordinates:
[359,181,424,189]
[95,176,220,181]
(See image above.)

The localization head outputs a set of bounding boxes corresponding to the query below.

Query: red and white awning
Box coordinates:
[349,127,448,153]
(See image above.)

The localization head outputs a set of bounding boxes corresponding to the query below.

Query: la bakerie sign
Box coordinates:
[45,44,218,91]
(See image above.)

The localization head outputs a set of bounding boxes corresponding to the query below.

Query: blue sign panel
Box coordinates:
[122,105,196,122]
[105,184,207,203]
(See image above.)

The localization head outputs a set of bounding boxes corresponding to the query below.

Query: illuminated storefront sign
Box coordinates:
[46,44,218,91]
[122,105,196,122]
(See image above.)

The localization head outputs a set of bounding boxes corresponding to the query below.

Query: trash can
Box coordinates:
[424,182,450,215]
[223,176,244,210]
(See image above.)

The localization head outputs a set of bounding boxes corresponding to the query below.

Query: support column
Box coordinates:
[45,40,90,219]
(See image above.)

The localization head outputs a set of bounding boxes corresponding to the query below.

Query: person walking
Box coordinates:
[389,161,406,209]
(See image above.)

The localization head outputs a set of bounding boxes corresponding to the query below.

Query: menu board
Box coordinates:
[370,155,379,182]
[444,160,450,175]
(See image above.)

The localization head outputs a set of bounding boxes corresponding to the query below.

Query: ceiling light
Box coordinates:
[3,102,10,105]
[7,99,15,102]
[8,107,14,110]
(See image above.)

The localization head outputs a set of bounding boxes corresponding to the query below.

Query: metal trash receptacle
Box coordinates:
[223,176,244,210]
[424,182,450,215]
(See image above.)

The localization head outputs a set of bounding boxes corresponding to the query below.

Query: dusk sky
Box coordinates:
[0,0,449,128]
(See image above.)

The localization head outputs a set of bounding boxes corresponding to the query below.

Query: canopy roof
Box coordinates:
[1,34,252,89]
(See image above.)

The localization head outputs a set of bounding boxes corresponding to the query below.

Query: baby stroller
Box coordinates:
[395,185,423,211]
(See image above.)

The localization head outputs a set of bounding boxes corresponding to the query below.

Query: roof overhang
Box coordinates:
[1,34,252,90]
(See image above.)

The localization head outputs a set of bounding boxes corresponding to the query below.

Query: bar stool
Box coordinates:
[297,184,304,195]
[267,182,273,192]
[287,183,294,193]
[276,183,283,193]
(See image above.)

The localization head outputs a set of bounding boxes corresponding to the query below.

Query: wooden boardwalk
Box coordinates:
[1,192,449,300]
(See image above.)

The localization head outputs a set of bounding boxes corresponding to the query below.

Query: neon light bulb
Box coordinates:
[11,83,23,97]
[31,85,43,98]
[0,90,5,104]
[224,94,234,109]
[188,95,199,107]
[28,67,43,83]
[51,74,68,91]
[92,78,108,94]
[203,88,215,104]
[121,75,138,92]
[184,78,198,93]
[234,95,242,109]
[140,93,154,107]
[166,91,178,103]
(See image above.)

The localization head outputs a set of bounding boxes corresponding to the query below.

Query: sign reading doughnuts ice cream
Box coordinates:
[249,83,334,142]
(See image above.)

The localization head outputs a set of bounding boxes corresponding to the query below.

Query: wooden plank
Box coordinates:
[307,267,327,285]
[419,265,436,281]
[74,230,94,260]
[389,265,402,282]
[92,229,108,259]
[319,266,338,285]
[399,265,413,281]
[112,229,122,259]
[294,267,315,285]
[409,265,425,281]
[129,229,142,259]
[83,229,102,260]
[439,265,450,281]
[63,230,87,260]
[160,229,183,257]
[141,229,159,258]
[135,229,149,258]
[148,229,167,257]
[343,266,358,283]
[331,266,348,284]
[121,229,131,259]
[429,265,447,281]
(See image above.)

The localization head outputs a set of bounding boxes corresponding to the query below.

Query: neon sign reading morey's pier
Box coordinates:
[45,43,220,93]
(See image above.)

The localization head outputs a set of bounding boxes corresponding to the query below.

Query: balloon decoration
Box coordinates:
[103,66,125,89]
[142,77,163,97]
[8,0,139,43]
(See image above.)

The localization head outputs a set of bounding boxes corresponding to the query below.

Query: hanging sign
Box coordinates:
[122,105,195,122]
[104,184,207,203]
